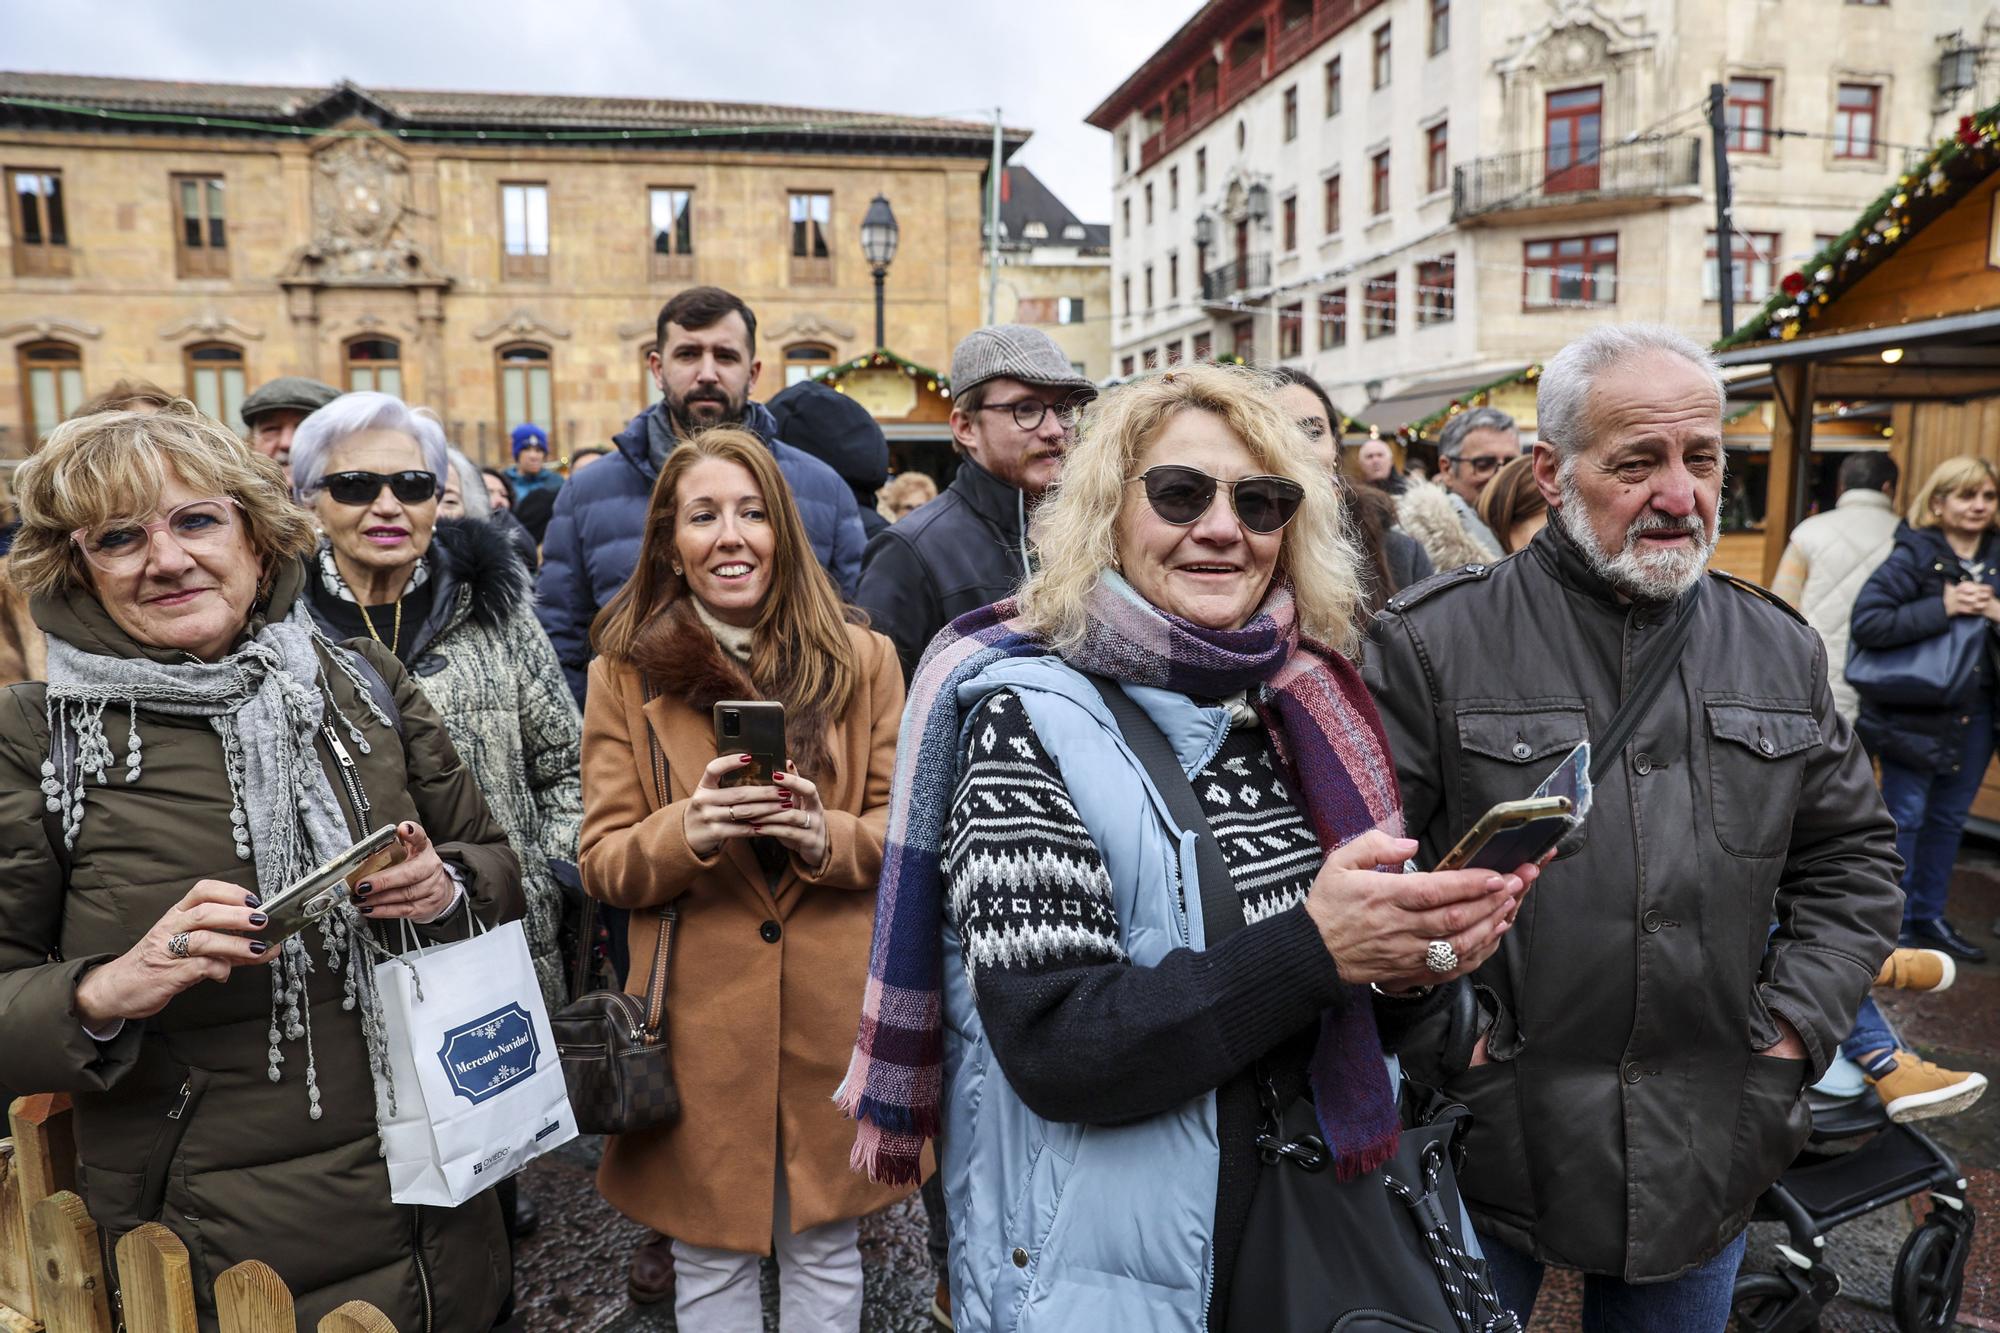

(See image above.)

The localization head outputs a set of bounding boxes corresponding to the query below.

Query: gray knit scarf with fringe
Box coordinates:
[42,602,401,1121]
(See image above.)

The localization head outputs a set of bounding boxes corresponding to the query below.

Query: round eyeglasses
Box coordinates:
[977,398,1083,433]
[70,497,245,574]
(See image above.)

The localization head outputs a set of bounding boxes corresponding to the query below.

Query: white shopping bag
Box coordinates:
[373,915,579,1206]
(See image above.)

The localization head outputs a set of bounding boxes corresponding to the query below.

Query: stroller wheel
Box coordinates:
[1733,1269,1834,1333]
[1892,1215,1971,1332]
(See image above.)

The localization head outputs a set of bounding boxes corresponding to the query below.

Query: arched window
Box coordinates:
[184,342,247,433]
[19,340,83,442]
[497,343,553,433]
[344,337,402,397]
[640,342,663,407]
[784,343,834,387]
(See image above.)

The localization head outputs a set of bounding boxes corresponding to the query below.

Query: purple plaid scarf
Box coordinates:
[836,573,1406,1184]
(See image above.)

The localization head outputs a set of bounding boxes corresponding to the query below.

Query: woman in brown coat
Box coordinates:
[580,426,910,1333]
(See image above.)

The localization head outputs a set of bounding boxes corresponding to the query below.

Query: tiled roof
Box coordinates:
[0,72,1027,150]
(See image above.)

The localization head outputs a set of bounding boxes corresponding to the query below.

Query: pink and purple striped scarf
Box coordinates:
[836,573,1405,1185]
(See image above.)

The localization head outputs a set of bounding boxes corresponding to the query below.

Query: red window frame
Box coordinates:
[1279,302,1304,359]
[1416,257,1455,324]
[1544,85,1603,193]
[1834,84,1881,160]
[1426,123,1449,194]
[1705,229,1780,303]
[1372,24,1392,89]
[1371,151,1391,215]
[1522,234,1618,308]
[1318,290,1347,349]
[1725,77,1771,153]
[1364,273,1397,338]
[1324,174,1341,234]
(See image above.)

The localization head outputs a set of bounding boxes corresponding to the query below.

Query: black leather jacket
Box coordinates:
[853,458,1034,680]
[1362,519,1902,1282]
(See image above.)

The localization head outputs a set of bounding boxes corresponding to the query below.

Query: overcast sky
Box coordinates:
[2,0,1194,221]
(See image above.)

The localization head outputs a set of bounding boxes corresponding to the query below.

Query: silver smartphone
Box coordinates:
[254,824,401,944]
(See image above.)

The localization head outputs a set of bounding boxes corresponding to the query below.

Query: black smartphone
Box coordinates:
[712,701,788,788]
[1434,796,1575,872]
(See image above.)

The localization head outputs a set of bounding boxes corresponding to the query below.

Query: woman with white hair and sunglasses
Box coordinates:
[291,393,581,1018]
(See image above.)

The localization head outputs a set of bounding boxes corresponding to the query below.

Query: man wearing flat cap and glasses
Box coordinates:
[854,324,1096,681]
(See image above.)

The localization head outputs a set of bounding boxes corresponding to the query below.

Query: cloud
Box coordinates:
[1,0,1193,219]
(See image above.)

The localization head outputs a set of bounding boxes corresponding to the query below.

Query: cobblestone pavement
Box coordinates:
[514,849,2000,1331]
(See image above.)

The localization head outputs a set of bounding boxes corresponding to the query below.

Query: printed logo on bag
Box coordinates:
[436,1003,542,1105]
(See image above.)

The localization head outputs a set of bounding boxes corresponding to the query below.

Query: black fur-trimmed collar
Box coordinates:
[430,516,533,632]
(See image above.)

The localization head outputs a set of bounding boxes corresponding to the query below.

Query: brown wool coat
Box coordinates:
[0,556,46,686]
[579,606,915,1253]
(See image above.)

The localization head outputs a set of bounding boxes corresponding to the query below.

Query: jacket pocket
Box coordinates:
[1704,702,1821,858]
[1448,1059,1536,1230]
[1453,703,1589,860]
[1722,1055,1810,1221]
[141,1067,212,1223]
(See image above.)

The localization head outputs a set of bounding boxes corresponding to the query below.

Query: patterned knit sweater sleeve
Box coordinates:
[945,688,1347,1126]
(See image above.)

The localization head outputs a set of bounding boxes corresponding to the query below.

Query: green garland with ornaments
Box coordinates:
[1392,363,1543,445]
[813,347,953,399]
[1716,103,2000,352]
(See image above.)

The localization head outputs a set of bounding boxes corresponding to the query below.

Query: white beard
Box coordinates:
[1556,465,1715,602]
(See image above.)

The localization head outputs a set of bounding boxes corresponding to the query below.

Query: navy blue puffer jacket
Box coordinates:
[1850,521,2000,771]
[535,400,865,703]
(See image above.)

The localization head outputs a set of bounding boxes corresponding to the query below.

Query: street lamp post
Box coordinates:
[860,194,900,350]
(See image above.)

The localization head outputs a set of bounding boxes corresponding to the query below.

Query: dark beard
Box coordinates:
[667,391,746,437]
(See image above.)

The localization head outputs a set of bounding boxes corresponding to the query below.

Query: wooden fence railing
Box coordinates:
[0,1096,399,1332]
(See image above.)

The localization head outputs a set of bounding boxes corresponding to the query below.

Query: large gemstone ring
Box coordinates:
[1424,939,1458,974]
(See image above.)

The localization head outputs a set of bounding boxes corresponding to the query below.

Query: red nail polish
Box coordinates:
[740,755,754,765]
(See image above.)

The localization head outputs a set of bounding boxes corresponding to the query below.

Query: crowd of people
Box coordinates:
[0,287,1991,1333]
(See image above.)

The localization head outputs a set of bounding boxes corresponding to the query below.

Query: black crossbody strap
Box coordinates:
[1588,579,1704,786]
[1086,676,1247,946]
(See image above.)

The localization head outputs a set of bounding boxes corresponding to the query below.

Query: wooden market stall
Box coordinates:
[814,348,958,487]
[1716,104,2000,822]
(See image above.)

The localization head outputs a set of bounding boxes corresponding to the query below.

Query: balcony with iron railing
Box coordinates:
[1452,136,1703,225]
[1201,255,1272,303]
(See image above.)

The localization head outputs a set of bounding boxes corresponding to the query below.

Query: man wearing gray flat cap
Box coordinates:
[855,325,1095,681]
[240,375,340,480]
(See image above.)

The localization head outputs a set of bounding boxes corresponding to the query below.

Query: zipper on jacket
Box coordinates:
[409,1207,434,1333]
[321,724,372,829]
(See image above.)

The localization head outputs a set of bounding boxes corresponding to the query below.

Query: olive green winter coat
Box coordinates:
[0,559,523,1333]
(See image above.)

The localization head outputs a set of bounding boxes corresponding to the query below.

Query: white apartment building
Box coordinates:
[1089,0,2000,426]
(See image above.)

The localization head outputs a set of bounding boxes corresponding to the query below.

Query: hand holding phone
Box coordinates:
[713,702,787,788]
[1434,797,1575,873]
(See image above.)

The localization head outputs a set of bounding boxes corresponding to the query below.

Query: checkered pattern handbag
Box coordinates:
[553,678,682,1135]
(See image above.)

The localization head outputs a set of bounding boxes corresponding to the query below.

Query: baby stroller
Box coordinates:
[1730,1055,1975,1333]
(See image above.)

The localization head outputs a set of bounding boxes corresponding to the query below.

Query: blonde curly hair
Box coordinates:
[8,401,317,599]
[1018,362,1364,654]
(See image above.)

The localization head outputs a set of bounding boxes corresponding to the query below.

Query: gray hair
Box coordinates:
[1437,406,1516,458]
[289,391,451,502]
[1538,324,1724,457]
[445,447,492,520]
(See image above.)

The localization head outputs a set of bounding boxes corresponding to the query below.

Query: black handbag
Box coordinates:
[1087,676,1517,1333]
[552,680,682,1135]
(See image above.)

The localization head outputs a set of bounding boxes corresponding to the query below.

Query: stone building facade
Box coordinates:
[0,74,1017,461]
[1088,0,2000,424]
[986,165,1113,381]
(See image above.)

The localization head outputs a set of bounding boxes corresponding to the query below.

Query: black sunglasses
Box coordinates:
[1130,465,1304,535]
[316,470,439,506]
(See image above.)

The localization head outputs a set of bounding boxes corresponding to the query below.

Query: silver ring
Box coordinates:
[168,932,192,959]
[1424,939,1458,974]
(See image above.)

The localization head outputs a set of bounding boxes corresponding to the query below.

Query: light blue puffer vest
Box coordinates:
[939,654,1236,1333]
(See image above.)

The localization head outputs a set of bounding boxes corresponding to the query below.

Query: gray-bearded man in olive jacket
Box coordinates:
[1362,324,1902,1331]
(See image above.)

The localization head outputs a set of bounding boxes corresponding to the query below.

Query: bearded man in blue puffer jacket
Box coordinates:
[537,286,864,704]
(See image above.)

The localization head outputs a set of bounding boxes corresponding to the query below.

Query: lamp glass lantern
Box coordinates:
[1247,181,1271,225]
[860,194,899,349]
[1194,212,1215,248]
